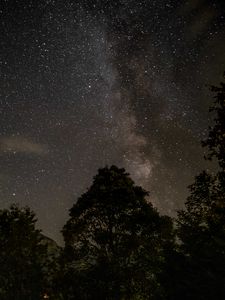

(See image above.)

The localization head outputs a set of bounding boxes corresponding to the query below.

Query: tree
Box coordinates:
[176,172,225,299]
[175,75,225,299]
[0,204,49,300]
[61,166,174,300]
[40,234,62,299]
[202,73,225,170]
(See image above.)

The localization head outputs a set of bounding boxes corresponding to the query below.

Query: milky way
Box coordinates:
[0,0,225,242]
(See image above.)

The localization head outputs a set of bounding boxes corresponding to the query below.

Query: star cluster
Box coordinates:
[0,0,225,242]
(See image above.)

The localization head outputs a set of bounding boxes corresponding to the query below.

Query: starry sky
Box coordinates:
[0,0,225,242]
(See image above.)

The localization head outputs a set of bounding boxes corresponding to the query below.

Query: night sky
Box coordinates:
[0,0,225,242]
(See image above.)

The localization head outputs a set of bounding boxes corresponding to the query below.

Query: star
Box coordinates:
[0,0,224,242]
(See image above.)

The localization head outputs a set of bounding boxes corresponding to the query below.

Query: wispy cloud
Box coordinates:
[0,136,48,156]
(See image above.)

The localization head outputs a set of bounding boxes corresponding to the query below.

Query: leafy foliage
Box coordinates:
[202,72,225,170]
[0,204,48,300]
[175,75,225,299]
[61,166,174,300]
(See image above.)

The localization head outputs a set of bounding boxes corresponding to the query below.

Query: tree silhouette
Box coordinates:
[175,75,225,300]
[0,204,48,300]
[60,166,174,300]
[202,73,225,170]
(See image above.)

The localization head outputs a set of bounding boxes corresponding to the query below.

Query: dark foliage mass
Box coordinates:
[60,165,174,300]
[174,75,225,300]
[0,205,47,300]
[0,75,225,299]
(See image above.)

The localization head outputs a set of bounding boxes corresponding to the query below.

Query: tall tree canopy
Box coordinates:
[61,166,174,300]
[0,204,48,300]
[175,75,225,300]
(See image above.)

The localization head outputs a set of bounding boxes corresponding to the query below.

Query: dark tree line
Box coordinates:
[0,75,225,299]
